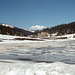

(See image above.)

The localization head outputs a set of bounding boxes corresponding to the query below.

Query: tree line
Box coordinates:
[0,24,32,36]
[33,21,75,36]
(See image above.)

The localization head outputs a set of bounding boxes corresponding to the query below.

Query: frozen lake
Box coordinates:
[0,38,75,75]
[0,39,75,64]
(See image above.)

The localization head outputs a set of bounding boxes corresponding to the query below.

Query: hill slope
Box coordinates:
[33,22,75,38]
[0,23,32,36]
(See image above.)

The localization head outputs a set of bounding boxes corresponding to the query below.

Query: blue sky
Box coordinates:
[0,0,75,29]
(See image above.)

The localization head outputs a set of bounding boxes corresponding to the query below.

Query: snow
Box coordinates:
[1,23,14,28]
[0,60,75,75]
[28,25,46,31]
[0,34,44,43]
[0,34,75,75]
[0,34,25,39]
[0,34,75,44]
[57,34,75,39]
[0,34,21,40]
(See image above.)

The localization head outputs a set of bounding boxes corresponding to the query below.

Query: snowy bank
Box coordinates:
[0,60,75,75]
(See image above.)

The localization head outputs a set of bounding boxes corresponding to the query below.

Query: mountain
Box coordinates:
[32,21,75,38]
[0,23,33,36]
[0,23,14,28]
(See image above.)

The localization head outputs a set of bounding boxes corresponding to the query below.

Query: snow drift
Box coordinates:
[0,60,75,75]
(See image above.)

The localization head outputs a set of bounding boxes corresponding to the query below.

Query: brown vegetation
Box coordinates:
[56,37,67,39]
[14,38,44,41]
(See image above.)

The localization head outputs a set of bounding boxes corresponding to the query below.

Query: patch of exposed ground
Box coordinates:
[0,43,30,53]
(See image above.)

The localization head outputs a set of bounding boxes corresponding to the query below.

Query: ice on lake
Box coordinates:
[1,39,75,64]
[0,36,75,75]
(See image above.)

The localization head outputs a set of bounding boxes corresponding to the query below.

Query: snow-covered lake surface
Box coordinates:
[0,34,75,75]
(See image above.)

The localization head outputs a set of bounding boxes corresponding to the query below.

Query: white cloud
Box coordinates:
[29,25,46,31]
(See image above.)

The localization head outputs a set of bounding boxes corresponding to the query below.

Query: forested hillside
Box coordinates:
[0,23,32,36]
[34,22,75,36]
